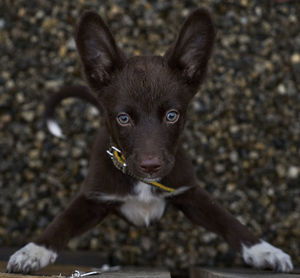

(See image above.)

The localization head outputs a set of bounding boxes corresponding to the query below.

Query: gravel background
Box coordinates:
[0,0,299,271]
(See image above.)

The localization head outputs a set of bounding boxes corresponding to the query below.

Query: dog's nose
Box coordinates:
[140,157,162,175]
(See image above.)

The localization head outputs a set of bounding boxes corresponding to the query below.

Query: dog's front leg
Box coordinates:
[7,193,109,273]
[170,186,293,272]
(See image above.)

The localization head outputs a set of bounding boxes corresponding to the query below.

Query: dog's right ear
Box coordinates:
[76,11,125,91]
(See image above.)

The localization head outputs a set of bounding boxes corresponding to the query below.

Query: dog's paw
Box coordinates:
[7,242,57,273]
[242,240,293,272]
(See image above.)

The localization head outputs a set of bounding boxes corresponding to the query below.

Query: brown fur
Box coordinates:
[9,8,270,274]
[37,7,260,253]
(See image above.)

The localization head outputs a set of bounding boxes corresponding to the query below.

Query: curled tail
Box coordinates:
[45,85,100,138]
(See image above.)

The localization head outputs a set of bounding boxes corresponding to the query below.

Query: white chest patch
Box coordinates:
[120,182,166,226]
[94,182,191,227]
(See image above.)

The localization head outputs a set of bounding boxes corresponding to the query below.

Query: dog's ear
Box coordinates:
[76,11,125,90]
[164,8,215,87]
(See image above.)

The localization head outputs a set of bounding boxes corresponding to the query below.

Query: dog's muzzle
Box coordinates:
[106,145,175,193]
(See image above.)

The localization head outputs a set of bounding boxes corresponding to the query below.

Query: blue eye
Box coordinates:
[166,110,179,123]
[117,113,131,126]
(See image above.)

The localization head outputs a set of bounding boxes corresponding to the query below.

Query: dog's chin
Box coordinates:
[142,177,162,183]
[130,168,171,183]
[130,171,163,182]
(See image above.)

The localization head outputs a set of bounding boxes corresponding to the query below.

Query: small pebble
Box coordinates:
[288,166,299,179]
[291,53,300,64]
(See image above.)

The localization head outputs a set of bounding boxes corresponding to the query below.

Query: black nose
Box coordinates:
[140,157,162,175]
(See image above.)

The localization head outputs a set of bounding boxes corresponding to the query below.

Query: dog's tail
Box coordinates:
[45,85,100,138]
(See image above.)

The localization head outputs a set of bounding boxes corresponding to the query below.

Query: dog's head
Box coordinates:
[75,9,215,181]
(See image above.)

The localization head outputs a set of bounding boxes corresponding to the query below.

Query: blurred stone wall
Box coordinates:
[0,0,299,270]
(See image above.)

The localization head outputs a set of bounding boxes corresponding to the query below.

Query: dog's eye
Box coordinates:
[165,110,179,123]
[117,113,131,126]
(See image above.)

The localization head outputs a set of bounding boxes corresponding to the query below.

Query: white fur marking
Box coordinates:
[95,194,126,202]
[95,182,166,226]
[47,119,64,138]
[120,182,166,226]
[133,181,155,202]
[95,185,191,202]
[95,183,192,227]
[7,242,57,273]
[242,240,293,272]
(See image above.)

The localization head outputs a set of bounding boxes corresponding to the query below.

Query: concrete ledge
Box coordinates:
[190,267,300,278]
[0,262,171,278]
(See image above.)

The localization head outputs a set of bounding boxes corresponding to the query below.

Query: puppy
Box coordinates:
[7,8,293,273]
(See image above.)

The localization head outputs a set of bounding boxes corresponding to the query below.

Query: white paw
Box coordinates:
[7,242,57,273]
[242,240,293,272]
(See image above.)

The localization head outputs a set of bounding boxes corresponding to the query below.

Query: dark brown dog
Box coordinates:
[7,8,293,273]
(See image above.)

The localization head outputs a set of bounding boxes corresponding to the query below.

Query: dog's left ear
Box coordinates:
[164,8,215,88]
